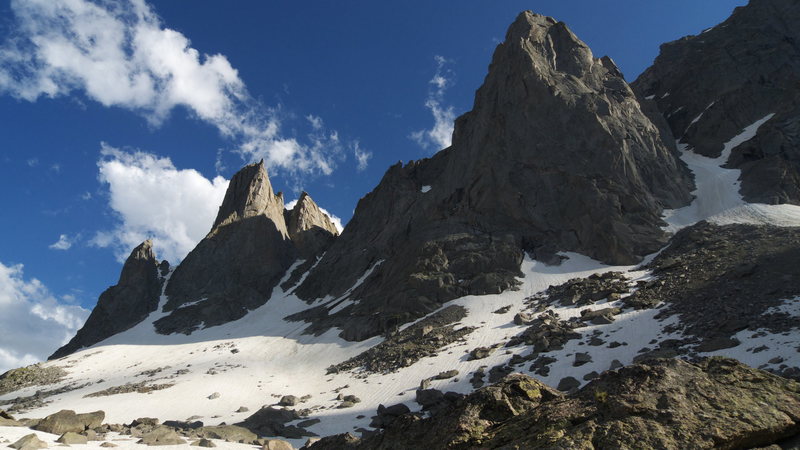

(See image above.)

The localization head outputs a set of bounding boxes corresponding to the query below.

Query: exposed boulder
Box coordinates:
[195,425,257,444]
[156,161,296,334]
[33,409,105,435]
[236,406,314,439]
[309,358,800,449]
[56,432,88,445]
[278,395,299,407]
[262,440,294,450]
[632,0,800,204]
[9,434,47,450]
[50,241,162,359]
[137,426,187,446]
[292,10,692,342]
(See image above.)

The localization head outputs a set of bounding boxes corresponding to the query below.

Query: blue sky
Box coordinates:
[0,0,746,369]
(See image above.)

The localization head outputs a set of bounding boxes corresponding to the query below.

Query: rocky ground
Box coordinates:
[309,357,800,449]
[326,305,474,375]
[0,408,305,449]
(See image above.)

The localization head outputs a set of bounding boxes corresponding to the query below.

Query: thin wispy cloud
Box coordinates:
[352,141,372,172]
[410,55,457,151]
[49,234,75,251]
[91,144,229,264]
[0,0,343,178]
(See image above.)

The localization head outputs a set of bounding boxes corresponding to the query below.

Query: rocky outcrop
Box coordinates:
[309,358,800,449]
[33,409,105,435]
[292,11,693,341]
[156,161,296,334]
[50,241,162,359]
[286,192,339,259]
[9,434,47,450]
[632,0,800,204]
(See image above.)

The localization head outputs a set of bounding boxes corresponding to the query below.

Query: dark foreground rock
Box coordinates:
[309,358,800,449]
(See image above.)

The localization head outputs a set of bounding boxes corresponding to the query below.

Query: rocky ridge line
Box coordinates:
[290,10,694,342]
[632,0,800,204]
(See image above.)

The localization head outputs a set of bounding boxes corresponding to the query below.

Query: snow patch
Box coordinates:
[663,113,800,231]
[420,185,432,193]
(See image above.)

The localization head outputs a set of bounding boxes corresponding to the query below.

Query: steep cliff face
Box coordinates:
[155,161,296,335]
[291,11,694,341]
[632,0,800,204]
[50,241,162,360]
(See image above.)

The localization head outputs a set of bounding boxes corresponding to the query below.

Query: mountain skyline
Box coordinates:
[0,1,746,371]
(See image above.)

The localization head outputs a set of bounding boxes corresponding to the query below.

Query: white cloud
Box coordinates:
[26,158,39,167]
[410,55,457,151]
[49,234,74,251]
[352,141,371,172]
[306,115,323,130]
[1,0,341,178]
[0,261,89,373]
[90,144,229,264]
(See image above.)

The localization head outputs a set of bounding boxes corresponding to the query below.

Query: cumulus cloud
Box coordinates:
[352,141,371,172]
[49,234,75,250]
[410,55,457,151]
[0,261,89,373]
[90,144,229,263]
[0,0,341,178]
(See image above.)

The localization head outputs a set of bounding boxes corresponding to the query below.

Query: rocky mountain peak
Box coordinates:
[157,162,296,334]
[118,240,157,285]
[281,191,340,265]
[290,11,694,342]
[50,240,162,360]
[287,192,339,239]
[211,160,288,237]
[505,11,594,79]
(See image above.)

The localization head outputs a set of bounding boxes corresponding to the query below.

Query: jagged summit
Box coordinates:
[211,160,288,237]
[290,10,694,341]
[287,192,339,238]
[286,192,339,260]
[155,162,296,335]
[50,240,162,360]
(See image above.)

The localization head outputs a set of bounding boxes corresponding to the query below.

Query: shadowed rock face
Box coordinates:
[309,358,800,449]
[50,241,161,360]
[632,0,800,205]
[292,11,693,341]
[155,161,296,335]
